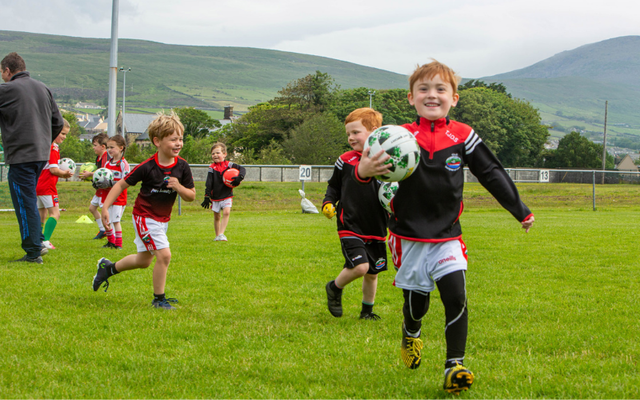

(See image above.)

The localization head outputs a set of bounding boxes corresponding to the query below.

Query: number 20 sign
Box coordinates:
[299,165,312,181]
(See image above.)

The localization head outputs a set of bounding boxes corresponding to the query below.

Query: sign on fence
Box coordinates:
[299,165,312,181]
[539,170,550,182]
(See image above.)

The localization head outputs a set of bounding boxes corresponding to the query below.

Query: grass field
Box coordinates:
[1,182,639,398]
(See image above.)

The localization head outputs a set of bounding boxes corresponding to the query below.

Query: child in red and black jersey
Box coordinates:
[200,142,245,242]
[79,132,110,239]
[322,108,388,321]
[92,112,196,310]
[100,135,130,250]
[358,60,535,394]
[36,119,73,250]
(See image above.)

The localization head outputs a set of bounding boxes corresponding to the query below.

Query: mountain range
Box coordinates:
[1,30,639,145]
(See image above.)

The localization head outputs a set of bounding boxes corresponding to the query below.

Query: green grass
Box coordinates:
[1,182,639,398]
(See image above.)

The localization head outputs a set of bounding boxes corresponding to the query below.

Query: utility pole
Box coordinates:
[601,101,608,184]
[119,67,131,136]
[106,0,119,137]
[368,90,376,109]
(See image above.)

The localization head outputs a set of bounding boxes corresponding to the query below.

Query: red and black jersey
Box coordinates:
[389,116,533,242]
[323,150,388,241]
[204,160,246,201]
[125,153,195,222]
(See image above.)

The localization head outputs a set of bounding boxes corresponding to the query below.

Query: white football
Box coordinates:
[59,157,76,172]
[364,125,421,182]
[92,167,114,188]
[378,181,399,214]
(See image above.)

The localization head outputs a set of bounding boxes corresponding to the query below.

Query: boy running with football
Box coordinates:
[200,142,245,242]
[36,119,73,250]
[323,107,389,320]
[358,60,535,394]
[92,112,196,310]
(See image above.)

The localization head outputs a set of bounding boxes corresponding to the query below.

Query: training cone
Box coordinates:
[75,215,94,224]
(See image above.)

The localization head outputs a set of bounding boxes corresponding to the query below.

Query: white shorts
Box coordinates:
[107,205,126,224]
[132,214,170,253]
[389,235,468,293]
[90,195,103,208]
[210,198,233,213]
[37,194,58,209]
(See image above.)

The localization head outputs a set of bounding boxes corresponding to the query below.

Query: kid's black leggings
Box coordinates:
[402,270,468,361]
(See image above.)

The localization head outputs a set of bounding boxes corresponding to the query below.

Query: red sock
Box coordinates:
[115,231,122,248]
[106,228,116,244]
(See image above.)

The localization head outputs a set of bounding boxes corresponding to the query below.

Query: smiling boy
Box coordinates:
[322,108,389,320]
[358,60,535,394]
[92,112,196,310]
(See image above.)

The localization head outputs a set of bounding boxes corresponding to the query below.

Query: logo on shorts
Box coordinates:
[53,196,58,202]
[438,255,457,265]
[445,154,462,171]
[141,230,152,243]
[352,255,363,262]
[375,258,386,270]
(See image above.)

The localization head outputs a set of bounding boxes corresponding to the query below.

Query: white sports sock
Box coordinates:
[96,219,105,230]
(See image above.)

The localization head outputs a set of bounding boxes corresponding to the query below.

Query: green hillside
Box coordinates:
[0,30,408,112]
[482,36,640,147]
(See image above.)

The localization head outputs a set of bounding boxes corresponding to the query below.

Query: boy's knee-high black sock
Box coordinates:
[402,289,430,334]
[437,270,468,362]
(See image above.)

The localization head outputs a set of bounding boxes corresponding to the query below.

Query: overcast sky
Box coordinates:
[2,0,638,78]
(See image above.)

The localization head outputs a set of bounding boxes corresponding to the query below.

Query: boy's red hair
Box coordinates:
[409,60,461,95]
[345,108,383,132]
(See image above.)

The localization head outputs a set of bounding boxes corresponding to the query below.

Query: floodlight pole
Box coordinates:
[106,0,120,137]
[368,90,376,109]
[119,67,131,136]
[601,100,608,184]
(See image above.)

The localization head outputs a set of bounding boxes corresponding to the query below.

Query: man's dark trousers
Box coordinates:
[8,161,46,258]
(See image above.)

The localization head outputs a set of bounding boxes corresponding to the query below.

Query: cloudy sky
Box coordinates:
[3,0,638,78]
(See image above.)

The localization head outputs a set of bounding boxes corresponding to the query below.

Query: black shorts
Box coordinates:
[340,237,388,275]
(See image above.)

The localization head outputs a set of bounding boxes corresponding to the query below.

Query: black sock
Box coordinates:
[445,359,464,369]
[154,293,166,302]
[108,262,119,277]
[361,302,373,315]
[330,280,342,292]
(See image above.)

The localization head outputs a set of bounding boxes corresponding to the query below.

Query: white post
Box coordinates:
[119,67,130,136]
[106,0,119,137]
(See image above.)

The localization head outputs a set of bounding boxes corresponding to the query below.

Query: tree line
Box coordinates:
[54,72,614,169]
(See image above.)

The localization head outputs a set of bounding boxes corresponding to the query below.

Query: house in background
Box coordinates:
[116,112,157,146]
[615,154,638,172]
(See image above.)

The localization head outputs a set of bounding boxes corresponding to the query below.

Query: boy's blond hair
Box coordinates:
[92,132,108,146]
[409,60,461,96]
[211,142,227,153]
[148,111,184,146]
[345,108,383,132]
[62,119,70,129]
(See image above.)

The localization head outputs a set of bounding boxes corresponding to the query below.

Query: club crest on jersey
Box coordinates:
[375,258,386,270]
[445,154,462,171]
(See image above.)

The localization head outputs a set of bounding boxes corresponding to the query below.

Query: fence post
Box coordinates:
[592,170,596,211]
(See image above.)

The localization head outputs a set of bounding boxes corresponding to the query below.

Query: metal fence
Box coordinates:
[1,164,639,184]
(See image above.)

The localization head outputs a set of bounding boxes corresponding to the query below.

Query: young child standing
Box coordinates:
[358,60,535,394]
[36,119,73,250]
[322,108,388,320]
[92,112,196,310]
[200,142,245,242]
[100,135,130,250]
[79,132,110,239]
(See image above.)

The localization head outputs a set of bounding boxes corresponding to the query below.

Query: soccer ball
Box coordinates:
[223,168,240,188]
[79,163,97,180]
[59,158,76,172]
[92,167,114,189]
[378,181,399,214]
[363,125,421,182]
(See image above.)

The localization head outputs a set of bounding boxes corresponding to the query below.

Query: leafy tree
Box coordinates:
[450,87,549,167]
[544,131,614,169]
[125,142,156,163]
[174,107,221,138]
[272,71,338,111]
[282,113,349,165]
[59,135,94,162]
[179,135,220,164]
[329,88,415,126]
[255,140,292,165]
[459,80,511,98]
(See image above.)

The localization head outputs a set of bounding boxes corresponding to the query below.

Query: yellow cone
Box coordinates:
[75,215,94,224]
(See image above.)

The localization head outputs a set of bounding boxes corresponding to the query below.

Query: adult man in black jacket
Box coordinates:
[0,52,64,263]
